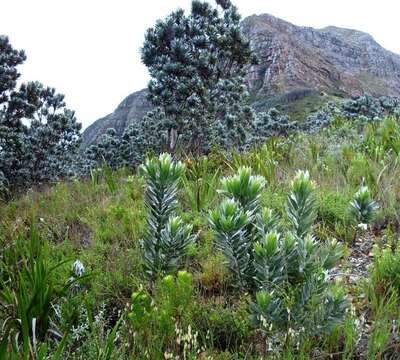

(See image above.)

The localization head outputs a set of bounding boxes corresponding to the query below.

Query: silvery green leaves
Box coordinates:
[250,108,297,146]
[252,232,347,345]
[143,216,196,278]
[141,0,256,154]
[82,110,165,174]
[210,167,347,345]
[83,128,122,172]
[349,185,378,228]
[210,167,266,287]
[219,167,266,216]
[0,37,81,193]
[341,94,398,121]
[285,170,316,238]
[253,232,296,290]
[255,208,281,239]
[159,217,196,270]
[209,199,252,288]
[253,233,345,291]
[141,153,195,279]
[301,95,400,133]
[0,35,26,105]
[140,153,185,223]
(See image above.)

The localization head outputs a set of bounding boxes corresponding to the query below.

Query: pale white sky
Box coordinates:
[2,0,399,129]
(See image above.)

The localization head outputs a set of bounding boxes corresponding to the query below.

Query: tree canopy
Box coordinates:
[141,0,257,154]
[0,35,81,194]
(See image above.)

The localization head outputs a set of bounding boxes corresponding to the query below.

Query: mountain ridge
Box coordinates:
[82,13,400,147]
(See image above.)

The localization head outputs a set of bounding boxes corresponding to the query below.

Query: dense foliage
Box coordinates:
[0,36,81,195]
[2,1,400,358]
[141,0,257,154]
[1,111,400,358]
[83,93,400,172]
[140,153,196,280]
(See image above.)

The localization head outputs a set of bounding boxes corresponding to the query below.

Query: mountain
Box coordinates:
[82,13,400,147]
[81,89,151,148]
[243,14,400,106]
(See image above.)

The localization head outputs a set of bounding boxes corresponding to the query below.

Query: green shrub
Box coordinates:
[349,185,378,228]
[366,293,400,359]
[182,156,220,213]
[198,253,230,292]
[347,154,376,189]
[316,190,353,241]
[193,301,252,353]
[370,245,400,297]
[209,167,267,288]
[250,234,347,349]
[317,190,350,228]
[251,171,346,349]
[140,153,196,279]
[363,117,400,158]
[209,199,252,288]
[0,225,81,357]
[211,168,348,350]
[127,271,195,358]
[285,170,316,238]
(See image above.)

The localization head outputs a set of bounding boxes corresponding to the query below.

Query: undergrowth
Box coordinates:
[1,116,400,359]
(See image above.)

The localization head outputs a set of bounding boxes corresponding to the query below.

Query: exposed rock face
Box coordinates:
[81,89,151,147]
[243,14,400,99]
[82,13,400,147]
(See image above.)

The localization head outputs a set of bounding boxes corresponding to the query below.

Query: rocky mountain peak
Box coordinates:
[82,13,400,147]
[243,13,400,99]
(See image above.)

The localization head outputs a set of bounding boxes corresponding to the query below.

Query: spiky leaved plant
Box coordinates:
[255,207,281,240]
[249,170,347,348]
[285,170,316,238]
[0,225,83,357]
[140,153,195,279]
[158,217,196,274]
[210,167,266,288]
[349,185,378,229]
[209,199,252,288]
[219,167,266,216]
[251,231,347,347]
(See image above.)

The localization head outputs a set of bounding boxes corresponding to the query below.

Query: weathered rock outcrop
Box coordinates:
[243,14,400,98]
[82,89,151,147]
[82,13,400,147]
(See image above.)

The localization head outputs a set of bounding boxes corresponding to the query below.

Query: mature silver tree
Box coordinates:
[141,0,257,154]
[0,36,81,194]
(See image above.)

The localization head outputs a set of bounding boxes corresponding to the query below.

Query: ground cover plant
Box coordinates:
[1,113,400,359]
[2,1,400,358]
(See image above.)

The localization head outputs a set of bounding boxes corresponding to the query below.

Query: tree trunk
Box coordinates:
[168,128,178,154]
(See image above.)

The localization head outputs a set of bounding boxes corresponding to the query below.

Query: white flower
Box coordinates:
[357,223,368,231]
[72,260,85,277]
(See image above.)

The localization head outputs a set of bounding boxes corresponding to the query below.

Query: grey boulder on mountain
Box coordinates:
[82,13,400,147]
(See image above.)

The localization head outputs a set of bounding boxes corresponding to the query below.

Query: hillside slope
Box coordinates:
[82,13,400,146]
[245,14,400,103]
[3,115,400,358]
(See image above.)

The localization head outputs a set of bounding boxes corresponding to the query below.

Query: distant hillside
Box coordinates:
[82,13,400,147]
[82,89,151,148]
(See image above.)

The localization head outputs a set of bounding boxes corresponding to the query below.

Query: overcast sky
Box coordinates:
[2,0,399,129]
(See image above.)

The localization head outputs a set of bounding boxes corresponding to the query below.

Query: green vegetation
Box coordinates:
[140,154,196,280]
[1,114,400,358]
[0,36,81,196]
[2,1,400,358]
